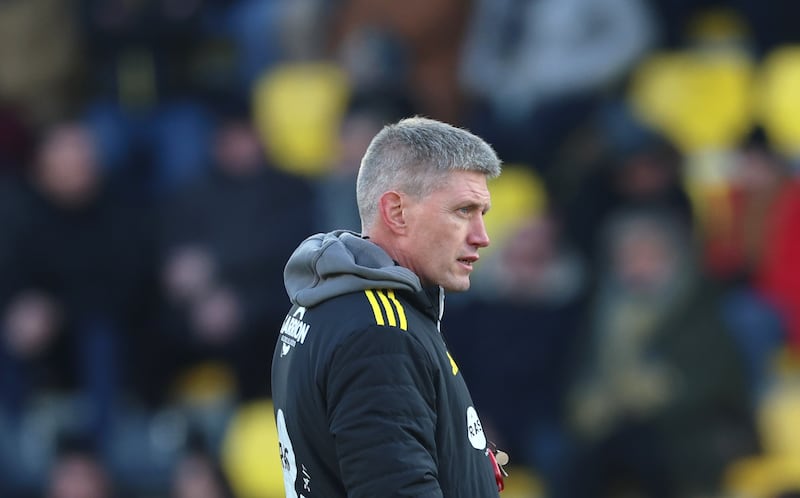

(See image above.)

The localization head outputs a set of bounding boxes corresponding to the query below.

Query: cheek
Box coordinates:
[407,210,464,253]
[421,221,460,252]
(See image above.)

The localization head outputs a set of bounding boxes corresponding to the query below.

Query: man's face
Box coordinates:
[399,170,492,291]
[613,229,675,296]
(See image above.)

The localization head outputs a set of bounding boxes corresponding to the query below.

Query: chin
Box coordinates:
[443,280,471,293]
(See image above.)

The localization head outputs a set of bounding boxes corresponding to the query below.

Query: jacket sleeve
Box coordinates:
[324,325,443,498]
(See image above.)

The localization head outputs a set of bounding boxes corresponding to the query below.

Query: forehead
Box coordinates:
[431,170,491,202]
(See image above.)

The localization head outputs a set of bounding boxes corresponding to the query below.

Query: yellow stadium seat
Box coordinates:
[171,361,237,406]
[629,49,754,237]
[755,45,800,157]
[502,465,546,498]
[757,379,800,457]
[221,399,285,498]
[484,165,548,257]
[628,51,755,153]
[724,367,800,498]
[252,61,350,177]
[725,456,800,498]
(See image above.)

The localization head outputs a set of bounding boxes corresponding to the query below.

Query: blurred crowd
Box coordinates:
[1,0,800,497]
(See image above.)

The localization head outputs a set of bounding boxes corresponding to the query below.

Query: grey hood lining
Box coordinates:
[284,231,422,308]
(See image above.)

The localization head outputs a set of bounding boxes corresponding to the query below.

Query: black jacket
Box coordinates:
[272,231,500,497]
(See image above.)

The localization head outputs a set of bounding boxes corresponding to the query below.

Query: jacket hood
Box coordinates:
[284,230,422,307]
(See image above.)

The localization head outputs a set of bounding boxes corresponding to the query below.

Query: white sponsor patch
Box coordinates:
[466,406,486,450]
[277,409,298,498]
[279,307,311,357]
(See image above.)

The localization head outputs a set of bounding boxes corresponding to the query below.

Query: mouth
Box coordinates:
[457,255,479,269]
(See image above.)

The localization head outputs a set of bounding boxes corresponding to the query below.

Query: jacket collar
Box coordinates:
[405,285,445,330]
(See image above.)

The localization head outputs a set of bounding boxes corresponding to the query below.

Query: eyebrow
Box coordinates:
[459,201,491,213]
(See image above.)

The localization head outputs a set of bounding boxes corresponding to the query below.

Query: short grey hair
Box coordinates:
[356,117,501,230]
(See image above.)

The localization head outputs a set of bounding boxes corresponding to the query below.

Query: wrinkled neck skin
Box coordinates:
[365,232,423,285]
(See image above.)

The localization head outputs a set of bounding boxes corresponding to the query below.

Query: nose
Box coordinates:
[468,215,491,248]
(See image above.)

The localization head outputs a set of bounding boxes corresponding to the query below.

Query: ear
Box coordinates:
[377,191,407,235]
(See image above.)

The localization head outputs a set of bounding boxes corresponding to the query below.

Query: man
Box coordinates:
[271,117,503,497]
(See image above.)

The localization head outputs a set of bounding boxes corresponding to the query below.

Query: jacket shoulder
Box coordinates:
[309,288,415,333]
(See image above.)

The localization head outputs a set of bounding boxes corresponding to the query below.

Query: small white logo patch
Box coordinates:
[277,409,298,498]
[466,406,486,450]
[279,307,311,357]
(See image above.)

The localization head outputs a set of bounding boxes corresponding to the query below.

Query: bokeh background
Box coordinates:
[1,0,800,497]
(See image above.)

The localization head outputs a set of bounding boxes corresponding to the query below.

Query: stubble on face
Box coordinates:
[399,171,492,292]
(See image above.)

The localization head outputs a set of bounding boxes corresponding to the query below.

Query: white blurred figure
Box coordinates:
[461,0,656,122]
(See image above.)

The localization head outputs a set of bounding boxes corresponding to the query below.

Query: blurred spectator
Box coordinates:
[447,212,586,490]
[558,208,758,498]
[80,98,216,198]
[473,213,586,308]
[153,113,315,405]
[0,122,155,449]
[77,0,228,105]
[46,435,113,498]
[332,27,414,120]
[330,0,470,124]
[75,0,249,196]
[562,110,694,277]
[704,129,790,281]
[698,130,788,401]
[755,198,800,344]
[459,0,656,167]
[171,435,234,498]
[739,137,800,353]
